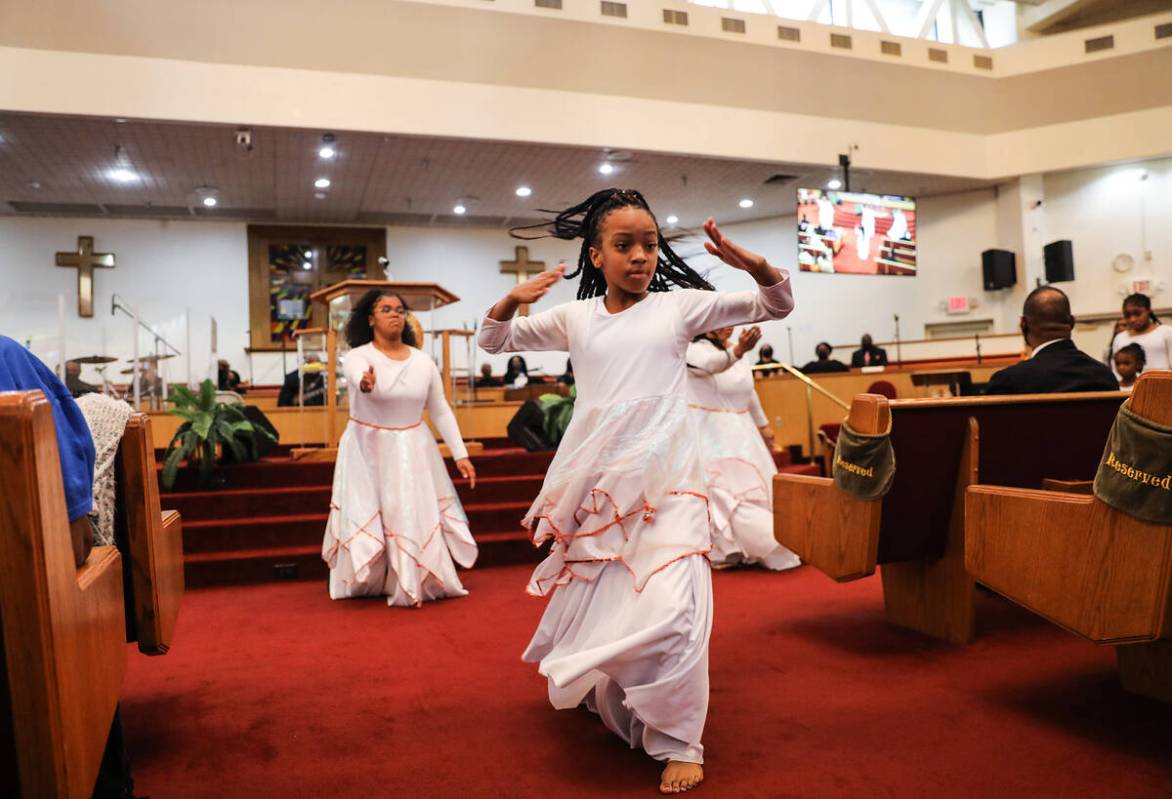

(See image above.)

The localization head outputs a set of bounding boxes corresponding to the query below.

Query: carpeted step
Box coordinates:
[163,449,555,492]
[162,475,546,521]
[181,500,531,554]
[182,530,541,587]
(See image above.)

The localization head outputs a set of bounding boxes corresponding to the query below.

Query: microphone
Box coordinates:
[111,293,117,316]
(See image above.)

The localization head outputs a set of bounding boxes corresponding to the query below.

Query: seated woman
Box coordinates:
[503,354,530,388]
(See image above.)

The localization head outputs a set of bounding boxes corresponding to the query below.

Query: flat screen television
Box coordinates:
[796,189,917,276]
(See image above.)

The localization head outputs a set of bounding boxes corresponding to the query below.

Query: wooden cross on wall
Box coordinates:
[55,236,115,318]
[499,245,545,317]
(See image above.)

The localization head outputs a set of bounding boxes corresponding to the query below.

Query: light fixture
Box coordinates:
[314,177,331,189]
[738,198,754,209]
[109,167,138,183]
[194,185,220,208]
[318,133,337,159]
[453,204,467,215]
[598,162,615,175]
[302,260,312,270]
[666,215,679,225]
[314,191,327,200]
[26,180,41,190]
[306,249,315,258]
[515,186,532,198]
[827,178,843,190]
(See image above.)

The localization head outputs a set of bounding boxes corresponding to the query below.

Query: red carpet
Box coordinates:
[121,565,1171,798]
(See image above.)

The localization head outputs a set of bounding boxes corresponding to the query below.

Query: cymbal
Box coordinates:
[71,355,117,364]
[120,367,164,375]
[125,353,176,363]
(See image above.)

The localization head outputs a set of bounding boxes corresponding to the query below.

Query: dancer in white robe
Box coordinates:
[686,327,800,571]
[323,289,478,608]
[479,189,795,794]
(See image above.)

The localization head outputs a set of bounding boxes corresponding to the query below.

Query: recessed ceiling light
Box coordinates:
[738,198,754,209]
[314,177,331,189]
[202,196,217,207]
[302,261,312,270]
[26,180,41,190]
[109,167,138,183]
[827,178,843,190]
[453,204,467,215]
[305,249,315,258]
[319,146,336,159]
[598,162,614,175]
[515,186,532,198]
[666,215,679,225]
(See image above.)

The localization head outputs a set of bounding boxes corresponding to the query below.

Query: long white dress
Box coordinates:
[479,277,794,764]
[686,340,801,571]
[322,344,477,607]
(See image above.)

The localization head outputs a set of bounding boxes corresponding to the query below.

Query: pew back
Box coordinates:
[115,413,185,655]
[0,391,126,798]
[878,392,1125,563]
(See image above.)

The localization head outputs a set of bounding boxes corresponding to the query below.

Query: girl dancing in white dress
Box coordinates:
[687,326,801,571]
[323,289,478,607]
[479,189,795,794]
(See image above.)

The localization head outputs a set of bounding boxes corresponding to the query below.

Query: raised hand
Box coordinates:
[702,218,782,285]
[733,326,762,359]
[509,264,566,306]
[359,365,376,393]
[455,458,476,489]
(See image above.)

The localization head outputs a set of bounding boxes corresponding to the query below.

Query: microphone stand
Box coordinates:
[975,333,982,365]
[893,314,902,367]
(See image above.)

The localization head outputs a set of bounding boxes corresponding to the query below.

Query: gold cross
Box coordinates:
[500,245,545,317]
[56,236,115,318]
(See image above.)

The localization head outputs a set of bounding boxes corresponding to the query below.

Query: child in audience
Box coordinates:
[1113,343,1145,392]
[1113,293,1172,372]
[479,188,795,794]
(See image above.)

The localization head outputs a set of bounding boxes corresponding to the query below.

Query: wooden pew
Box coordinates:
[115,414,184,655]
[0,391,127,798]
[774,390,1125,644]
[966,373,1172,703]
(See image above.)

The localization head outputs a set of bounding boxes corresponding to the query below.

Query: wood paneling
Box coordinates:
[0,391,126,798]
[118,415,184,655]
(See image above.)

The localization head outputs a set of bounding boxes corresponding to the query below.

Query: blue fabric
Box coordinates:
[0,336,95,521]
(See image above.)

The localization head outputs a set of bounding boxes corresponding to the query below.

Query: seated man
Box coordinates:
[850,334,888,367]
[0,337,96,567]
[474,362,503,388]
[800,342,849,375]
[64,360,100,397]
[985,286,1118,395]
[277,354,326,407]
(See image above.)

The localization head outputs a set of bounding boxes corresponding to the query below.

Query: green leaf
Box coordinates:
[161,446,186,489]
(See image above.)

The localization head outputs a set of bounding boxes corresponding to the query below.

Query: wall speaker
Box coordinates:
[982,249,1016,290]
[1044,240,1075,283]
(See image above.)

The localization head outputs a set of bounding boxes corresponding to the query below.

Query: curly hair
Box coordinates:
[511,188,714,300]
[345,289,417,348]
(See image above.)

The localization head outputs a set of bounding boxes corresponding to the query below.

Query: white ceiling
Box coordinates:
[0,112,995,229]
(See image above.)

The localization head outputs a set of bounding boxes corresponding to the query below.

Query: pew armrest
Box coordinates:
[965,485,1172,644]
[136,510,185,656]
[774,473,882,582]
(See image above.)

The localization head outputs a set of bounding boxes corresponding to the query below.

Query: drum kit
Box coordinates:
[71,353,176,399]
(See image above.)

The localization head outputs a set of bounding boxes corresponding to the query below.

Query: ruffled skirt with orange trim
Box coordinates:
[522,395,711,597]
[690,407,799,571]
[323,421,477,607]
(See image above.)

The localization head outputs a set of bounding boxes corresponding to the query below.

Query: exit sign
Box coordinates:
[947,296,971,314]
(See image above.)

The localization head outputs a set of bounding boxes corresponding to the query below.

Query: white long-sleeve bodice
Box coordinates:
[342,344,468,461]
[479,279,793,409]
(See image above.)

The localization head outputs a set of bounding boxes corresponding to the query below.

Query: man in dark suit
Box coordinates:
[850,334,888,367]
[985,286,1118,395]
[800,342,850,375]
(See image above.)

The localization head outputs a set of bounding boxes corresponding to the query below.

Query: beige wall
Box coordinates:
[0,1,1169,181]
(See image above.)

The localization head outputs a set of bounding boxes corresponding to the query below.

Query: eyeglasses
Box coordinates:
[374,306,407,317]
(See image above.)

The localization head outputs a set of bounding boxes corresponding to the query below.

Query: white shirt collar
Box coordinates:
[1029,338,1064,359]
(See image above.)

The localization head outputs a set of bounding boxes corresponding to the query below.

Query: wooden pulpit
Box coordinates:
[297,280,462,460]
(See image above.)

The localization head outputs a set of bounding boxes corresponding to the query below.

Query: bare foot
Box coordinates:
[660,761,704,794]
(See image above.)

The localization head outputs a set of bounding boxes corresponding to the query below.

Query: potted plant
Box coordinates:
[161,379,277,489]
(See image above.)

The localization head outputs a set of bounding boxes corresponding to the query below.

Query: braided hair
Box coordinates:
[512,188,714,300]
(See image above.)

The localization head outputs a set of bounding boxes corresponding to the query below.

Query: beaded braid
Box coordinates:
[511,188,714,300]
